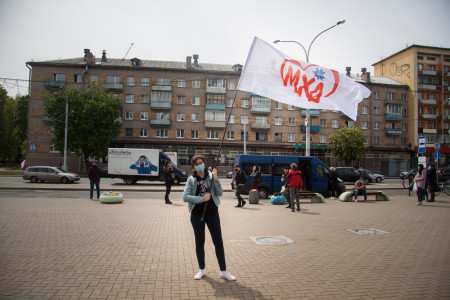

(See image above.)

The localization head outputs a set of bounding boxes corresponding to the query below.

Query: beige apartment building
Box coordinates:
[26,49,411,175]
[373,45,450,166]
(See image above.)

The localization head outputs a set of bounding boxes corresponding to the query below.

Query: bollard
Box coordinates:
[249,190,259,204]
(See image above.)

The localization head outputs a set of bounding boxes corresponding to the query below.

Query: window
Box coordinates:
[206,111,225,121]
[158,78,170,86]
[386,104,402,114]
[320,119,327,127]
[192,80,200,88]
[177,129,184,138]
[288,134,295,142]
[227,99,234,107]
[275,117,282,125]
[229,115,235,124]
[256,132,268,141]
[191,130,199,139]
[374,122,380,130]
[207,78,224,88]
[156,129,168,138]
[417,56,423,60]
[320,135,327,143]
[347,120,355,128]
[402,93,407,101]
[73,74,82,83]
[288,105,295,110]
[53,73,65,81]
[255,116,268,124]
[403,108,408,117]
[140,128,147,137]
[252,96,271,109]
[125,128,133,136]
[386,137,395,145]
[107,75,119,83]
[127,77,135,86]
[227,131,234,140]
[332,120,339,128]
[241,131,249,141]
[402,123,408,131]
[288,117,295,126]
[141,95,149,104]
[90,75,98,83]
[227,81,235,90]
[429,94,436,100]
[177,96,185,105]
[125,112,134,120]
[49,144,59,153]
[241,99,249,108]
[126,94,135,103]
[374,107,380,114]
[428,122,436,129]
[192,96,200,105]
[374,91,380,99]
[207,131,219,139]
[373,136,380,145]
[177,113,185,121]
[140,112,148,120]
[178,79,186,87]
[418,64,423,71]
[241,115,248,124]
[156,112,169,121]
[275,101,282,109]
[142,77,150,86]
[275,133,282,142]
[386,92,394,100]
[191,113,199,122]
[362,121,368,129]
[427,57,436,61]
[418,122,424,129]
[362,106,368,114]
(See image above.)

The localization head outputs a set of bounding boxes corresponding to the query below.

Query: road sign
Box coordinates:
[418,136,426,153]
[435,151,441,159]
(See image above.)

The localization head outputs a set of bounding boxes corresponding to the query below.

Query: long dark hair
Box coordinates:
[418,164,424,175]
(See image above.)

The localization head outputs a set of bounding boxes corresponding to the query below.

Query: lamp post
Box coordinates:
[274,20,345,156]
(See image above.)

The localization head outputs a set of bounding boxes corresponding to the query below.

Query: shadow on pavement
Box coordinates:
[203,276,271,300]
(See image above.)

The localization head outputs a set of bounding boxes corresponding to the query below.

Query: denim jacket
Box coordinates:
[183,173,223,212]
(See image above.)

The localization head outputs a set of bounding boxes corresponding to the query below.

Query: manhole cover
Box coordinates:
[250,236,294,245]
[346,228,389,235]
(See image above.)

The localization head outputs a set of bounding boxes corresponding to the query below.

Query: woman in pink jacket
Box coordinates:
[414,164,427,206]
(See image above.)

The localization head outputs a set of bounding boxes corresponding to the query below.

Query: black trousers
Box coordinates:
[165,184,172,202]
[190,212,226,271]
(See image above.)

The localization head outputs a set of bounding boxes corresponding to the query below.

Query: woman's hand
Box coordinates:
[212,168,218,179]
[204,193,211,202]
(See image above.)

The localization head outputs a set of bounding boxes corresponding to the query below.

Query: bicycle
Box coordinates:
[433,181,450,196]
[402,177,414,189]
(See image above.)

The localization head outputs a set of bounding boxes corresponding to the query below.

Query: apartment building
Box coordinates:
[373,45,450,166]
[26,49,410,175]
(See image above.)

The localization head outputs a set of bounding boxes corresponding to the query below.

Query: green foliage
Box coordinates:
[328,127,366,165]
[44,85,121,168]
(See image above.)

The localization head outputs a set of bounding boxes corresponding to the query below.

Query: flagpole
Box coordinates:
[274,20,345,157]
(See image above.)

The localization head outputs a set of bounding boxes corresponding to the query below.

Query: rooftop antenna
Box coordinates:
[121,43,134,64]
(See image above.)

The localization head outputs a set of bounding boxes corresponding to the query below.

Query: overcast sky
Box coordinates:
[0,0,449,97]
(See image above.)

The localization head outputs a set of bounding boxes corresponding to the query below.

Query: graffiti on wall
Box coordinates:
[389,62,411,78]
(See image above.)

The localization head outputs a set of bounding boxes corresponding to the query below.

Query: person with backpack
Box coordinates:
[234,165,247,207]
[287,163,303,212]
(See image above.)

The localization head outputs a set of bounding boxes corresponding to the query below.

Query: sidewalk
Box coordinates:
[0,188,449,299]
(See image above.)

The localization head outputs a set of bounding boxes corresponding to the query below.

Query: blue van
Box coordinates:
[233,154,345,198]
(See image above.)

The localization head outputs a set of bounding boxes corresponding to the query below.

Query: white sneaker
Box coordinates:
[220,271,236,281]
[194,269,205,280]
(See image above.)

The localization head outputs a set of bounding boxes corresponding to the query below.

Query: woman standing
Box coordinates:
[183,154,236,281]
[414,164,427,206]
[250,165,261,190]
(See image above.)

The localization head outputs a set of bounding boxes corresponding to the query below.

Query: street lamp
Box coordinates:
[274,19,345,156]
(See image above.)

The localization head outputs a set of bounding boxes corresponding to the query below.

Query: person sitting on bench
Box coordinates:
[353,176,367,202]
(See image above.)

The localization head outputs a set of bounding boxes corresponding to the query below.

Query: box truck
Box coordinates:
[107,148,188,185]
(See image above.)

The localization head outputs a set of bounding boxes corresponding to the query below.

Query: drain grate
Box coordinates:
[346,228,389,235]
[250,236,294,245]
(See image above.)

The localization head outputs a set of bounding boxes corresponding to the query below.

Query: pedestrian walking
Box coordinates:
[250,165,261,190]
[234,165,247,207]
[281,167,291,208]
[182,154,236,281]
[414,164,427,206]
[328,167,338,199]
[287,163,303,212]
[164,163,174,204]
[88,162,101,200]
[427,164,437,202]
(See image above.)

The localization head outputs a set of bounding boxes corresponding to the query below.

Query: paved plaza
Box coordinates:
[0,184,449,299]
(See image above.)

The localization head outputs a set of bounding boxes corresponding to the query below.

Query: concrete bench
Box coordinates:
[296,192,326,203]
[339,191,389,202]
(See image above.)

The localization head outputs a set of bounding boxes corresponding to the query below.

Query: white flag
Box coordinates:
[237,37,371,121]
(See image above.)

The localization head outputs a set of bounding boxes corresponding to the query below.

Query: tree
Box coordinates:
[328,127,366,165]
[0,86,22,164]
[44,85,121,170]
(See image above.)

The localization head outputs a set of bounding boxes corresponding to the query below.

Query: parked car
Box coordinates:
[400,169,417,180]
[360,169,384,183]
[334,167,371,184]
[23,166,80,183]
[438,168,450,182]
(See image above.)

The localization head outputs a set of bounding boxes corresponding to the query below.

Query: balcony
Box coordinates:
[152,85,172,91]
[205,120,226,128]
[206,86,226,94]
[385,113,403,120]
[301,109,320,116]
[151,100,171,110]
[445,72,450,77]
[419,99,437,105]
[150,119,171,126]
[44,80,66,88]
[251,106,271,114]
[423,128,437,134]
[420,113,438,120]
[385,99,402,105]
[384,129,402,135]
[418,84,437,90]
[300,125,320,132]
[102,83,124,91]
[422,70,437,76]
[251,123,270,131]
[42,116,55,122]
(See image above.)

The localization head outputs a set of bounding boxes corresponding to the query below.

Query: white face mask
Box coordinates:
[194,164,205,173]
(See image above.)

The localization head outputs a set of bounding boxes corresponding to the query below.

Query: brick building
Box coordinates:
[26,49,411,175]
